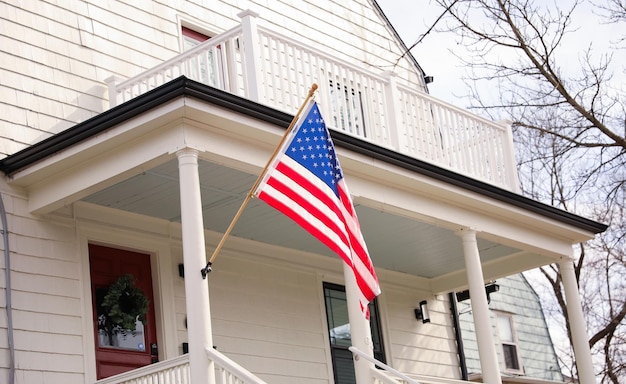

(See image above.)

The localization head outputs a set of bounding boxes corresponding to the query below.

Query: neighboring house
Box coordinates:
[0,1,606,384]
[456,274,565,383]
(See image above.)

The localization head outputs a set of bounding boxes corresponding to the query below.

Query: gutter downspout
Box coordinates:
[0,193,15,384]
[449,292,468,380]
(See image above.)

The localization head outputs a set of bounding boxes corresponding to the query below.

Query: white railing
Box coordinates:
[95,355,190,384]
[106,10,519,192]
[94,348,268,384]
[349,346,420,384]
[350,346,478,384]
[106,25,246,106]
[207,347,268,384]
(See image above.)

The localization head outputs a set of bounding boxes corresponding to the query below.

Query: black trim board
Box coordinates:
[0,77,607,234]
[0,77,291,175]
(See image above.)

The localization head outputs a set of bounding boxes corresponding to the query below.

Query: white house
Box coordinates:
[0,1,606,384]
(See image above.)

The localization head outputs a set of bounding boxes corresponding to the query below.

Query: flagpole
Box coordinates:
[201,83,319,277]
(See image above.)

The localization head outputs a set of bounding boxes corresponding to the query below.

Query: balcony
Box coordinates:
[106,10,519,193]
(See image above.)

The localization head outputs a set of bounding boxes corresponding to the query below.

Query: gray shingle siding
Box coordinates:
[458,273,564,381]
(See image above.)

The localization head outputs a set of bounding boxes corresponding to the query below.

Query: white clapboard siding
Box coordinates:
[0,189,463,383]
[0,193,85,381]
[201,253,331,383]
[0,0,421,157]
[384,287,462,379]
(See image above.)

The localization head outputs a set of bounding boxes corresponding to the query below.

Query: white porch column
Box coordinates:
[457,228,502,384]
[559,259,596,384]
[177,149,215,384]
[343,262,374,384]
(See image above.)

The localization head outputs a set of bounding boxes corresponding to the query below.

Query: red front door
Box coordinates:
[89,244,158,379]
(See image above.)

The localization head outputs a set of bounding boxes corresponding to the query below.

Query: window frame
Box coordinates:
[323,282,386,384]
[495,311,523,373]
[179,25,229,89]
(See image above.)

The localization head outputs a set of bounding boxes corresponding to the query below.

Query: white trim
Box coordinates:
[75,209,178,381]
[316,272,340,384]
[176,14,223,52]
[494,311,524,374]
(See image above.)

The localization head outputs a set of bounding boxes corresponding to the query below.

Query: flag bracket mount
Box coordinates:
[201,261,212,279]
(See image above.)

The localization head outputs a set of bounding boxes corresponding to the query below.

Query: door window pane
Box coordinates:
[95,287,146,352]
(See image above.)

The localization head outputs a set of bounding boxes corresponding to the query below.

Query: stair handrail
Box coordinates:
[349,346,421,384]
[206,347,269,384]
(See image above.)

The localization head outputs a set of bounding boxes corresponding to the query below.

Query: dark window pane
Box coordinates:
[333,348,357,384]
[503,343,520,370]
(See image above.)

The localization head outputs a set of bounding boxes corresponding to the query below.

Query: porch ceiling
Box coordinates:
[81,158,520,281]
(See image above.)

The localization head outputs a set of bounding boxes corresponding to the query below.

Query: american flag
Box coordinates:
[255,100,381,317]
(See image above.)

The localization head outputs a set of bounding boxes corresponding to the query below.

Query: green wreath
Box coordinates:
[102,274,149,330]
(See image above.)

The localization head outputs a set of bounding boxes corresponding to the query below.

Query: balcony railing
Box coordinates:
[106,10,519,192]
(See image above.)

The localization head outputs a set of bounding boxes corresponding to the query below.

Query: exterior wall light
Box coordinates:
[414,300,430,323]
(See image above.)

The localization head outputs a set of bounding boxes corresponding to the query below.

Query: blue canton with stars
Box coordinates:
[286,102,343,196]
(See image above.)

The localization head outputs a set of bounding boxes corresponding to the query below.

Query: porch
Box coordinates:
[93,346,471,384]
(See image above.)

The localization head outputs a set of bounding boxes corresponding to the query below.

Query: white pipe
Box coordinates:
[0,193,15,384]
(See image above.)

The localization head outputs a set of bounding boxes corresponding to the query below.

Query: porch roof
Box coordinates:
[0,77,607,235]
[0,77,607,293]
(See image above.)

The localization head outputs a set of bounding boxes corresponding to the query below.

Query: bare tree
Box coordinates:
[430,0,626,382]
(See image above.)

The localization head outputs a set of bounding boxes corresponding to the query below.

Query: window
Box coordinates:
[496,312,522,371]
[182,26,209,48]
[181,26,223,87]
[323,283,385,384]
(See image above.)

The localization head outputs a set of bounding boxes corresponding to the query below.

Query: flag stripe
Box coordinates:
[255,100,380,317]
[261,158,352,258]
[258,188,350,261]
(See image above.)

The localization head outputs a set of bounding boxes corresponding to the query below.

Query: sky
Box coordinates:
[375,0,625,370]
[375,0,626,110]
[375,0,464,105]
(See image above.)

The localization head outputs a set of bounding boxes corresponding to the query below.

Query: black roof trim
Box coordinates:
[0,77,291,175]
[332,132,607,234]
[0,77,607,234]
[370,0,429,90]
